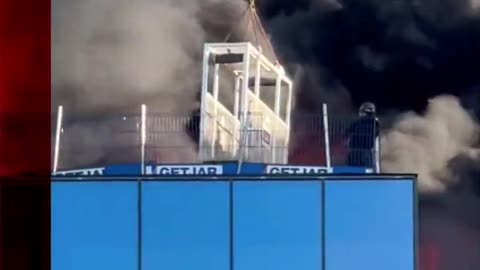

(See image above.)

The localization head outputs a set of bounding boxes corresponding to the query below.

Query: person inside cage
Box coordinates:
[344,102,380,167]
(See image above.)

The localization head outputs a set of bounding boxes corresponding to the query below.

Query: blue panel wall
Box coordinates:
[52,176,416,270]
[51,183,138,270]
[324,180,415,270]
[142,182,229,270]
[234,182,322,270]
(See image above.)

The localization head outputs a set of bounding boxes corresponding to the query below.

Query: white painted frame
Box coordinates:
[199,42,293,163]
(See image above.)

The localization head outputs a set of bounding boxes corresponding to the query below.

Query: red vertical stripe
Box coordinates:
[0,0,51,269]
[0,0,51,175]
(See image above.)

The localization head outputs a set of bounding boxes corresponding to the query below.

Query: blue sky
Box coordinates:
[52,179,414,270]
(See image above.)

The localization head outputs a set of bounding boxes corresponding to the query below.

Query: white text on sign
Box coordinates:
[145,165,223,175]
[265,165,332,174]
[53,167,105,176]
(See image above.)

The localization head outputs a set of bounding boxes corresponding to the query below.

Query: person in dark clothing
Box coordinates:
[344,102,380,167]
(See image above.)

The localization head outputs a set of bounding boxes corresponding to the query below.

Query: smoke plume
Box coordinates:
[257,1,480,268]
[53,0,204,114]
[52,0,248,167]
[378,95,480,270]
[259,0,480,112]
[380,95,480,192]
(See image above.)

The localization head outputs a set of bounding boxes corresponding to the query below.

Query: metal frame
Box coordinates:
[199,42,293,163]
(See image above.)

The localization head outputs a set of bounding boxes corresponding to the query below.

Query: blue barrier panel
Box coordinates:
[325,179,415,270]
[141,182,229,270]
[51,182,137,270]
[234,181,322,270]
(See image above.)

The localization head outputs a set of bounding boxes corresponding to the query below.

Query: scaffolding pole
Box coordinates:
[141,104,147,175]
[375,137,381,173]
[53,105,63,174]
[322,104,332,169]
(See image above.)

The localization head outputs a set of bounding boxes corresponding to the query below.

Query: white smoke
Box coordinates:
[52,0,209,114]
[380,95,480,192]
[52,0,248,168]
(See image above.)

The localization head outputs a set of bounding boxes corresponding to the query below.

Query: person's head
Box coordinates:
[359,102,376,117]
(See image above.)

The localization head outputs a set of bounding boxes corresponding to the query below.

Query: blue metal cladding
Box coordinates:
[324,180,415,270]
[51,183,138,270]
[141,182,230,270]
[51,175,416,270]
[233,181,323,270]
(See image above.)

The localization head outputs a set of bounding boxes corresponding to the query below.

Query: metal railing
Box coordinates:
[290,113,380,170]
[52,106,380,172]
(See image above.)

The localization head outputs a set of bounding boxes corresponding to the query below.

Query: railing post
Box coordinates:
[375,136,380,173]
[322,104,332,169]
[53,105,63,174]
[141,104,147,175]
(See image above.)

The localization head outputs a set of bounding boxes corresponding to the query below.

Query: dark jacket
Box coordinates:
[344,116,379,149]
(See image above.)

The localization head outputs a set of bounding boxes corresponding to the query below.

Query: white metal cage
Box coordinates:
[199,42,293,164]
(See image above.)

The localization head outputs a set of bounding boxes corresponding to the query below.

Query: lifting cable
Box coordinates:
[250,5,278,64]
[222,0,278,63]
[222,4,249,43]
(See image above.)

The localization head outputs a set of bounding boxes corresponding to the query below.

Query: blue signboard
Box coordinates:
[53,163,373,177]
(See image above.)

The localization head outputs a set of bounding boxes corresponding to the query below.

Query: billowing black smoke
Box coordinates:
[52,0,253,167]
[256,1,480,268]
[261,0,480,270]
[258,0,480,113]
